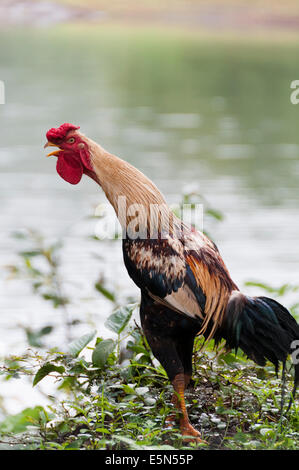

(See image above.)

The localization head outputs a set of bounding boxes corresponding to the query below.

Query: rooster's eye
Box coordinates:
[67,137,75,144]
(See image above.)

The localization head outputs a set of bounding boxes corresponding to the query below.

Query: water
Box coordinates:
[1,27,299,412]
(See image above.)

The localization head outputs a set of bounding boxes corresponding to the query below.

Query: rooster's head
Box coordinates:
[44,123,95,184]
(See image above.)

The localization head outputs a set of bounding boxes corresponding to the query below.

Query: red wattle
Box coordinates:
[56,152,83,185]
[80,149,93,171]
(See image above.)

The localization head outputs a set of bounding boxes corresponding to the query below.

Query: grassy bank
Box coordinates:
[0,199,298,450]
[0,308,298,450]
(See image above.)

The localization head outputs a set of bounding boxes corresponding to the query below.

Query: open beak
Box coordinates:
[44,141,61,157]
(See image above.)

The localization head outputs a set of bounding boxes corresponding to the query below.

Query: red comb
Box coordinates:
[46,123,80,142]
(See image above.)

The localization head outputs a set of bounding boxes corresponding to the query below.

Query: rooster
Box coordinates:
[44,123,299,442]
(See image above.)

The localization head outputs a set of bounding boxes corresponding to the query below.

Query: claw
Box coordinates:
[180,420,207,444]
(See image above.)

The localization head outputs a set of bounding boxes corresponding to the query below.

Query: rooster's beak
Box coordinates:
[44,141,61,157]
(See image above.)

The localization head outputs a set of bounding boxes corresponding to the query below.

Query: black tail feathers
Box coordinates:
[219,291,299,410]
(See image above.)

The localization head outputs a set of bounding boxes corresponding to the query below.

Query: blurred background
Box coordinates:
[0,0,299,414]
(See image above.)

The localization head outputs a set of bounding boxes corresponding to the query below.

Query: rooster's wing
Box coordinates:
[123,230,237,335]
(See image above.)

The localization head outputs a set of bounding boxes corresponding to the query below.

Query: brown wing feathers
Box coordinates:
[185,246,237,339]
[123,231,237,338]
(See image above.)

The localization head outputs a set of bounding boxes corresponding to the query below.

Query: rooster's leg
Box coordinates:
[146,335,203,441]
[165,338,193,428]
[165,375,188,428]
[140,293,204,442]
[171,373,202,440]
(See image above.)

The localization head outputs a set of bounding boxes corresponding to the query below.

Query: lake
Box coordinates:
[0,26,299,412]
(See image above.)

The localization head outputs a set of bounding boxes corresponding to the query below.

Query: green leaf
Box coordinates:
[92,339,115,368]
[25,325,53,347]
[0,406,46,433]
[95,427,110,434]
[245,281,277,293]
[33,363,65,386]
[244,281,299,297]
[112,435,140,449]
[95,282,115,302]
[104,304,136,334]
[68,330,96,357]
[19,250,42,258]
[205,208,223,221]
[42,293,69,308]
[123,384,136,394]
